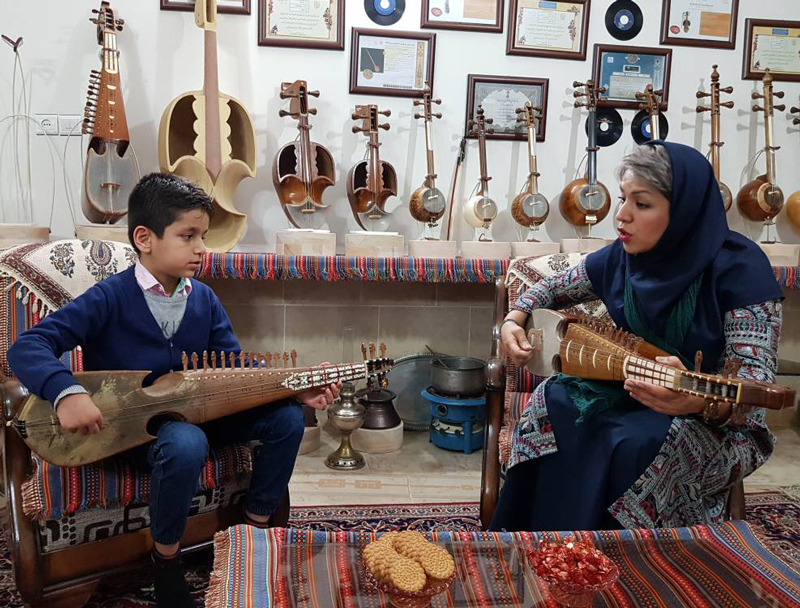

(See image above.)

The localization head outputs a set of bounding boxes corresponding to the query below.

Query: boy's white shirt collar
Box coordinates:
[134,261,192,298]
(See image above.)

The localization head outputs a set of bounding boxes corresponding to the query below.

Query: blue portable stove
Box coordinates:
[421,388,486,454]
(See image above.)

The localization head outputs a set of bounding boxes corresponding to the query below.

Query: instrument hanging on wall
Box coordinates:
[511,102,549,241]
[364,0,405,25]
[591,107,623,148]
[463,106,498,239]
[81,1,139,225]
[158,0,256,252]
[443,137,467,241]
[560,80,611,229]
[409,87,446,233]
[523,308,796,414]
[347,104,397,231]
[605,0,643,41]
[787,106,800,230]
[7,350,394,467]
[273,80,335,230]
[632,84,668,144]
[696,65,734,212]
[736,69,785,235]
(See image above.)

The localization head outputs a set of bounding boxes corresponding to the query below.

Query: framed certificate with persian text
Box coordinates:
[421,0,504,33]
[161,0,251,14]
[506,0,590,60]
[743,19,800,82]
[350,29,436,98]
[660,0,738,49]
[593,44,672,110]
[258,0,345,50]
[465,74,549,141]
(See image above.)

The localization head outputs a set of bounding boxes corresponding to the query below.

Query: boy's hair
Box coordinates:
[127,173,215,253]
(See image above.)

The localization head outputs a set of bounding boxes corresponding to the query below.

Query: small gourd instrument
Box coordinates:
[7,347,393,467]
[510,102,549,240]
[784,106,800,229]
[82,1,138,225]
[409,88,446,229]
[523,309,795,412]
[634,84,667,142]
[158,0,256,252]
[736,69,785,225]
[347,104,397,230]
[463,106,498,234]
[560,80,611,228]
[273,80,335,229]
[696,65,734,212]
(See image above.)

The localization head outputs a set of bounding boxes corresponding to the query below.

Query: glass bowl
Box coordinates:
[364,567,456,608]
[539,562,619,606]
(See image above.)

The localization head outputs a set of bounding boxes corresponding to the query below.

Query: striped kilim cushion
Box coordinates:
[206,522,800,608]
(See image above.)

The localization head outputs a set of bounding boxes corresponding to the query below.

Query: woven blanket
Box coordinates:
[206,522,800,608]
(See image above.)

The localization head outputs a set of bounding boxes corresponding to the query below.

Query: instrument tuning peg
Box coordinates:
[695,91,711,99]
[361,343,368,359]
[720,86,733,94]
[791,106,800,114]
[308,108,317,115]
[753,104,764,112]
[351,112,361,120]
[487,128,495,134]
[721,101,734,109]
[413,100,422,106]
[308,90,320,97]
[696,106,711,113]
[380,342,387,357]
[433,99,441,105]
[369,343,377,358]
[91,8,100,12]
[793,117,800,126]
[775,104,786,112]
[291,349,297,367]
[229,352,237,369]
[752,91,764,100]
[278,110,299,118]
[191,352,199,371]
[279,91,298,99]
[573,90,587,98]
[485,117,493,124]
[273,351,281,368]
[433,112,442,119]
[379,123,390,130]
[694,351,703,373]
[378,109,391,117]
[572,80,585,88]
[351,126,365,133]
[89,18,99,24]
[182,352,189,372]
[774,90,785,99]
[574,101,587,108]
[116,18,125,25]
[413,112,422,119]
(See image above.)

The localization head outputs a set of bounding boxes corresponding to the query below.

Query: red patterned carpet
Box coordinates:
[1,492,798,607]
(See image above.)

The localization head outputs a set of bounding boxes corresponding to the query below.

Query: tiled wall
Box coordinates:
[204,278,497,365]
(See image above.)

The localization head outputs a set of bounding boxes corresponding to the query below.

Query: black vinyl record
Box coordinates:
[631,110,669,144]
[605,0,643,41]
[365,0,405,25]
[586,107,623,147]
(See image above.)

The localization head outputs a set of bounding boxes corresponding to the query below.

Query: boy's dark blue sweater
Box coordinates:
[7,266,240,404]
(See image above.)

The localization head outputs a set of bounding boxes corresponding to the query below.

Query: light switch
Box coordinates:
[59,115,82,136]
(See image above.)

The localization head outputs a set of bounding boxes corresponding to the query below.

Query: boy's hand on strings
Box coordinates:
[297,362,341,410]
[624,356,706,415]
[57,393,104,435]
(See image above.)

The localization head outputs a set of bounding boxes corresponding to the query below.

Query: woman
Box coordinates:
[490,141,783,531]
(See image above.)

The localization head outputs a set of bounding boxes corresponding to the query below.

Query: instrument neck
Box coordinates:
[423,118,436,189]
[477,130,489,195]
[368,131,382,197]
[586,109,598,186]
[203,27,222,180]
[95,30,129,142]
[648,111,660,141]
[527,123,539,194]
[764,99,777,186]
[297,113,313,190]
[710,85,721,180]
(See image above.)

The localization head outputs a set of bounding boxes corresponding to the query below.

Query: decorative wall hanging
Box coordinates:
[660,0,738,49]
[742,19,800,82]
[465,74,548,141]
[258,0,344,50]
[421,0,503,33]
[161,0,250,14]
[592,43,672,110]
[507,0,589,59]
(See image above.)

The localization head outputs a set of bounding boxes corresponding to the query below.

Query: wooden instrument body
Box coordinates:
[82,1,138,225]
[786,189,800,229]
[523,309,796,410]
[11,358,392,467]
[273,80,335,229]
[157,0,256,252]
[464,106,498,229]
[409,88,446,226]
[511,102,549,231]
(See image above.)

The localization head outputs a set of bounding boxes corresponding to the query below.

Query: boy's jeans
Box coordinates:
[136,400,304,545]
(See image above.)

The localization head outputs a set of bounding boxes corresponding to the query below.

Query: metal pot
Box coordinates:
[430,356,487,397]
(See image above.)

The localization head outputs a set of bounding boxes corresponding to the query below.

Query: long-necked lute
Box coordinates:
[633,84,667,142]
[560,80,610,227]
[463,106,498,233]
[736,69,785,224]
[6,353,393,467]
[273,80,335,229]
[158,0,256,252]
[523,309,795,411]
[409,88,446,228]
[511,101,548,240]
[788,106,800,229]
[82,1,139,224]
[696,65,734,211]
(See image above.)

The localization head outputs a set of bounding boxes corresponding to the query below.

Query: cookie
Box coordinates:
[388,557,427,592]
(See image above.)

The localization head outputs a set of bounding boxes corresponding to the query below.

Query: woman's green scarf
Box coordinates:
[554,273,703,424]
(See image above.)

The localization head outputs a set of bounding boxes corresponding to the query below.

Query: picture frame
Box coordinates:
[465,74,549,141]
[592,44,673,110]
[421,0,503,33]
[506,0,590,61]
[160,0,251,15]
[257,0,345,50]
[659,0,738,49]
[350,29,436,98]
[742,18,800,82]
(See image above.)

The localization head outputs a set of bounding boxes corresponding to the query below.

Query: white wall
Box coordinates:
[2,0,800,249]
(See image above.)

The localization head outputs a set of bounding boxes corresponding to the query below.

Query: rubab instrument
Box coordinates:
[463,106,498,238]
[5,347,393,467]
[82,1,139,224]
[785,106,800,230]
[347,104,397,231]
[511,102,549,241]
[523,309,795,416]
[696,65,734,211]
[736,69,785,233]
[634,84,667,142]
[560,80,611,228]
[273,80,335,229]
[409,88,446,232]
[158,0,257,252]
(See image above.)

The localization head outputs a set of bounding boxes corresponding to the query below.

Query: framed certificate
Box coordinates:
[465,74,549,141]
[161,0,250,14]
[660,0,738,49]
[506,0,590,60]
[350,29,436,98]
[421,0,504,33]
[258,0,345,50]
[743,19,800,82]
[592,44,672,110]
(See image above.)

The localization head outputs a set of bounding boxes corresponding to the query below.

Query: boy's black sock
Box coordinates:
[243,510,271,529]
[152,548,197,608]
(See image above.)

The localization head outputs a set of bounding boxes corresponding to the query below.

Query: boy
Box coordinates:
[7,173,338,608]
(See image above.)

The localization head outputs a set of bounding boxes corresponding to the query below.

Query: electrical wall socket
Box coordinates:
[35,114,58,136]
[59,115,82,136]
